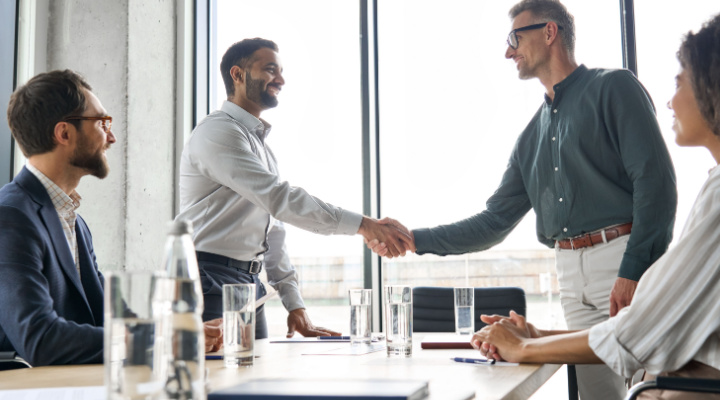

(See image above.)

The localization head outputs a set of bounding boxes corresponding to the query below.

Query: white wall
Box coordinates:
[42,0,181,271]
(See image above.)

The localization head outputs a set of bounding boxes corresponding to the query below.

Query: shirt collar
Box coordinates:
[26,163,82,212]
[709,164,720,177]
[544,64,588,104]
[220,100,273,141]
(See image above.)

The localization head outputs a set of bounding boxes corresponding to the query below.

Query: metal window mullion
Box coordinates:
[619,0,638,76]
[0,0,18,185]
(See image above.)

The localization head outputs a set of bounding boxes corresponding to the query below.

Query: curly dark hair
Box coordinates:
[220,38,278,97]
[509,0,575,57]
[7,69,91,157]
[678,13,720,137]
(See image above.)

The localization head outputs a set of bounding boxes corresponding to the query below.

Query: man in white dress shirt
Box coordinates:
[175,38,412,339]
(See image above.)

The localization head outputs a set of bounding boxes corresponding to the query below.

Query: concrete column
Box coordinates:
[125,0,177,270]
[44,0,177,271]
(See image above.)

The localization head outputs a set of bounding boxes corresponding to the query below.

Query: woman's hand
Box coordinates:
[471,311,534,362]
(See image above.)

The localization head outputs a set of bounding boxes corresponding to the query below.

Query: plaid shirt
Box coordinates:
[26,163,82,277]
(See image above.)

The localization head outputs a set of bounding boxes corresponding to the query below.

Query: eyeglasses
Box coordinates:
[507,22,563,49]
[63,116,113,133]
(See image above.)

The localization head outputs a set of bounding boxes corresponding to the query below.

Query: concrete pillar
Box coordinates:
[44,0,178,271]
[125,0,177,270]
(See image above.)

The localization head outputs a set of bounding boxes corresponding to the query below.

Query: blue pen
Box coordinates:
[205,355,223,360]
[451,357,496,365]
[317,336,351,340]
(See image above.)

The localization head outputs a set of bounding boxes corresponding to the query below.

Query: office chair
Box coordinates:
[625,377,720,399]
[412,286,578,400]
[0,351,31,371]
[412,286,526,333]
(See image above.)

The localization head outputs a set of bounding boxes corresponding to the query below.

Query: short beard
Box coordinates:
[246,71,279,109]
[70,131,109,179]
[517,64,536,80]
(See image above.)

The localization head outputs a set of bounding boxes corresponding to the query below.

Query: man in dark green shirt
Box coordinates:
[369,1,676,399]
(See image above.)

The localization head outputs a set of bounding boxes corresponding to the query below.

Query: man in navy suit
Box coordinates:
[0,70,222,366]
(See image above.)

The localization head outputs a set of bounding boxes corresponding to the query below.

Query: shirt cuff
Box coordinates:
[278,284,306,312]
[337,210,363,235]
[412,228,432,255]
[618,253,652,281]
[588,310,643,378]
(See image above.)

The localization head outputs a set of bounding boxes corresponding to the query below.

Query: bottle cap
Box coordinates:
[167,219,193,235]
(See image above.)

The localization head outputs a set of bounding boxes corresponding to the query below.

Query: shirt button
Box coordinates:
[563,227,568,232]
[552,137,556,141]
[553,109,558,113]
[554,167,559,171]
[559,198,563,202]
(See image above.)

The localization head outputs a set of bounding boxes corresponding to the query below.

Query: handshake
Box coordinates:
[358,217,416,258]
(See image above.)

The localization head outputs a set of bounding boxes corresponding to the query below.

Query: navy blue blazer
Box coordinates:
[0,167,104,365]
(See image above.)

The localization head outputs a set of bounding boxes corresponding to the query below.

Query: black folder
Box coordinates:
[208,378,429,400]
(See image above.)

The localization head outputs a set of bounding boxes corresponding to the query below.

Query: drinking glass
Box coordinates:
[104,271,163,400]
[384,285,412,357]
[454,287,475,335]
[348,289,372,345]
[222,284,256,367]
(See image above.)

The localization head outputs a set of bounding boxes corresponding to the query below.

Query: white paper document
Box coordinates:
[0,386,105,400]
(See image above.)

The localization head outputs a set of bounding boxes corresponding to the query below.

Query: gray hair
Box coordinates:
[509,0,575,56]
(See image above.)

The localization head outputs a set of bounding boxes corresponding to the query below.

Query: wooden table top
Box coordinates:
[0,333,560,400]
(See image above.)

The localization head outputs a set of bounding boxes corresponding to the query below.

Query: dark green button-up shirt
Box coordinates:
[414,65,677,281]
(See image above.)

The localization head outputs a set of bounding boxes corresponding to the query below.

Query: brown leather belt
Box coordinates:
[556,223,632,250]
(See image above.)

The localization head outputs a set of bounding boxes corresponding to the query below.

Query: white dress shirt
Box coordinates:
[589,165,720,378]
[176,101,363,311]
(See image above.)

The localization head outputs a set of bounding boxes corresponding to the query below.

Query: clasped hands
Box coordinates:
[470,311,541,363]
[359,217,415,258]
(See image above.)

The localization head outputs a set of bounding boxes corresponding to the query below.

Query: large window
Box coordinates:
[635,0,719,241]
[377,0,623,331]
[207,0,712,341]
[210,0,364,336]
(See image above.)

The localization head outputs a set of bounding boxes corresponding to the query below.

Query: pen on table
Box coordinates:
[317,336,350,340]
[451,357,496,365]
[205,355,223,360]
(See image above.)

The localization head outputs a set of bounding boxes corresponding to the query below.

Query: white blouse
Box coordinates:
[589,166,720,377]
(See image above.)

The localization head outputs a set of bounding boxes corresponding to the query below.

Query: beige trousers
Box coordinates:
[555,235,630,400]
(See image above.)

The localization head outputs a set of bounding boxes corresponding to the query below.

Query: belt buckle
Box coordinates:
[569,233,592,250]
[248,259,262,274]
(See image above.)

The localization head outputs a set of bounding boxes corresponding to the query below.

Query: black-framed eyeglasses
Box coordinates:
[63,116,113,133]
[507,22,564,49]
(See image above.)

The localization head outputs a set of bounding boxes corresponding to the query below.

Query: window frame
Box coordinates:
[0,0,18,186]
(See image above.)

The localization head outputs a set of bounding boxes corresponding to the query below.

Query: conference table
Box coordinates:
[0,333,560,399]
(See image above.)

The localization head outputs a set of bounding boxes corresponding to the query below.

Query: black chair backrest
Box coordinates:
[412,286,526,333]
